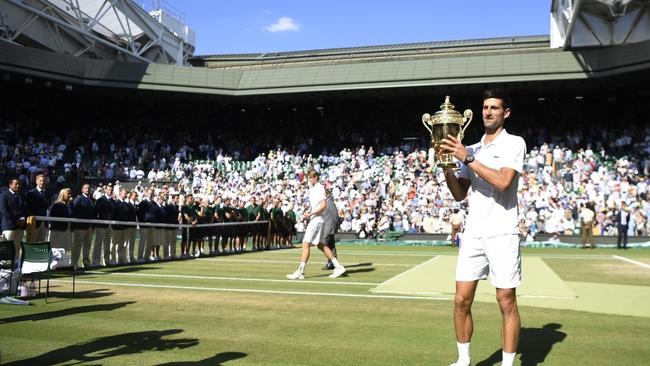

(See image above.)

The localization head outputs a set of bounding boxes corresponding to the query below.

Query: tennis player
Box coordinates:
[287,170,345,279]
[440,89,526,366]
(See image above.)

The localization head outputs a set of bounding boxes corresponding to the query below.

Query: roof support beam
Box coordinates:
[5,0,151,62]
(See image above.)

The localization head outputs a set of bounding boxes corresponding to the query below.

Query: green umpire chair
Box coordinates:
[20,241,76,303]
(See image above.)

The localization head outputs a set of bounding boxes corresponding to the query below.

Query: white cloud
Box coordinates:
[265,17,300,32]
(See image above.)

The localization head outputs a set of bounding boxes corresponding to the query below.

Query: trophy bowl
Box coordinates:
[422,96,473,169]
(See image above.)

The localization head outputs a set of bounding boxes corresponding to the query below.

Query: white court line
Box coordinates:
[85,271,379,286]
[198,258,296,264]
[372,290,445,296]
[612,255,650,269]
[266,250,438,257]
[519,295,577,299]
[532,254,614,260]
[52,280,450,301]
[197,258,413,267]
[372,290,576,300]
[266,250,614,259]
[376,255,440,287]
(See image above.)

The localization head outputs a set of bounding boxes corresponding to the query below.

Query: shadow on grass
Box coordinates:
[310,267,375,278]
[25,285,114,297]
[0,301,135,324]
[475,323,567,366]
[56,266,164,276]
[343,267,376,275]
[157,351,247,365]
[53,288,115,299]
[101,265,165,274]
[3,329,199,366]
[9,287,116,304]
[345,262,373,268]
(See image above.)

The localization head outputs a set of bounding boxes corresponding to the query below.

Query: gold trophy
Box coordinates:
[422,96,473,169]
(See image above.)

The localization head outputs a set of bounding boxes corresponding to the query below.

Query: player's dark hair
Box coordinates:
[482,88,512,110]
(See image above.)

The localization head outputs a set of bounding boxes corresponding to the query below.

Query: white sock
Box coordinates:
[502,351,516,366]
[298,262,306,273]
[331,258,342,268]
[457,342,470,364]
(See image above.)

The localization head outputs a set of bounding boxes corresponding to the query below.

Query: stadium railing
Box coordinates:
[28,216,272,267]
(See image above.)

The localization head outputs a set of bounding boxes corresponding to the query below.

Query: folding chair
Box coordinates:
[21,241,53,303]
[0,240,17,296]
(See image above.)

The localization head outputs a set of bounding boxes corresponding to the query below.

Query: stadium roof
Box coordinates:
[0,0,194,65]
[1,34,650,97]
[189,36,552,68]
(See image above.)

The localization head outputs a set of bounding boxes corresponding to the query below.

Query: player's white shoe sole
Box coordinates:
[328,266,346,278]
[286,271,305,280]
[448,361,471,366]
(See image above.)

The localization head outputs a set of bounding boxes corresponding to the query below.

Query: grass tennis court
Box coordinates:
[1,244,650,365]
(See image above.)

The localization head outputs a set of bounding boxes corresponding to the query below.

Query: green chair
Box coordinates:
[0,240,17,296]
[20,242,53,303]
[383,231,404,241]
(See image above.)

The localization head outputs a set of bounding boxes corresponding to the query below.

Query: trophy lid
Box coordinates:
[431,96,465,125]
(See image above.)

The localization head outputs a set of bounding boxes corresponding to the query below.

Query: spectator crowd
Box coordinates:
[1,83,650,269]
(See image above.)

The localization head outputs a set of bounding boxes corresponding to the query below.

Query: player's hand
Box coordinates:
[440,135,468,162]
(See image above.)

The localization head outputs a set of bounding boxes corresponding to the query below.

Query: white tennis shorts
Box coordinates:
[302,216,324,245]
[456,234,521,289]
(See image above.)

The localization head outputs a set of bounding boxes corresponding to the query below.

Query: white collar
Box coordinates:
[480,129,509,148]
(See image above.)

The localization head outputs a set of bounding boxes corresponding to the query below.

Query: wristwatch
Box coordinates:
[463,154,475,165]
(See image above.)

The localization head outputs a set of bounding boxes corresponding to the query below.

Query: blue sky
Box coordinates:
[149,1,551,56]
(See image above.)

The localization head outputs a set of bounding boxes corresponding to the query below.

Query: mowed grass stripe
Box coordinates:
[89,261,406,285]
[84,271,381,286]
[197,258,415,267]
[261,248,620,260]
[57,272,381,295]
[612,255,650,269]
[265,249,439,257]
[376,255,440,287]
[543,257,650,287]
[52,279,451,301]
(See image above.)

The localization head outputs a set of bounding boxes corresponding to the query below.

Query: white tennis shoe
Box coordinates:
[328,266,346,278]
[286,270,305,280]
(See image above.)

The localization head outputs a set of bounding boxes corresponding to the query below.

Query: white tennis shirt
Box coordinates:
[459,129,527,238]
[309,182,326,220]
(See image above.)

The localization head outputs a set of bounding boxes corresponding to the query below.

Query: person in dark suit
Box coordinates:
[112,188,130,264]
[49,188,73,266]
[126,191,139,263]
[152,194,166,260]
[616,201,631,249]
[93,184,115,266]
[163,194,180,259]
[137,187,156,261]
[25,174,49,241]
[72,183,95,268]
[0,179,27,261]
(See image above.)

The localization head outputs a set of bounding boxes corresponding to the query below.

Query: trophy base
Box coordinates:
[431,146,459,169]
[435,152,458,169]
[435,162,459,169]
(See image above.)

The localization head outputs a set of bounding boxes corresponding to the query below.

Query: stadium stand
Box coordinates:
[0,75,649,260]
